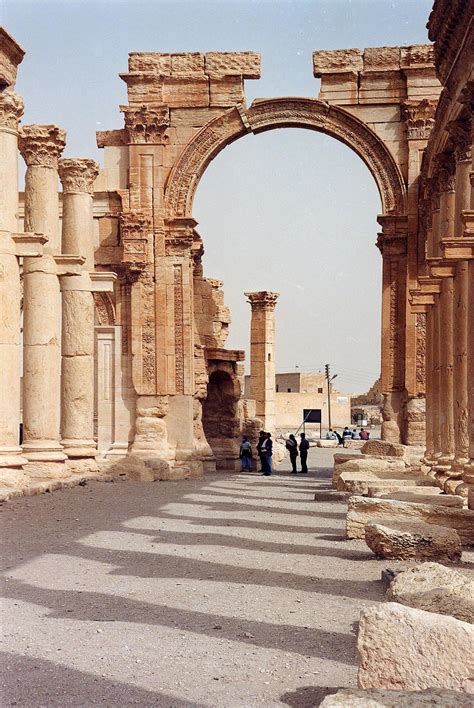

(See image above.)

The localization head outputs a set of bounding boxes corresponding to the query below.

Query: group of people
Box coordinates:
[239,431,310,476]
[326,426,370,446]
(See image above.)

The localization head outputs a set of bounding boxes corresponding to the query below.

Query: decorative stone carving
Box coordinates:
[448,119,472,164]
[0,90,23,130]
[58,158,99,195]
[416,312,426,389]
[121,104,170,144]
[119,211,150,275]
[0,28,25,89]
[245,290,279,311]
[205,52,261,79]
[174,265,185,395]
[165,236,194,257]
[93,292,116,326]
[402,99,437,140]
[435,152,456,193]
[19,124,66,168]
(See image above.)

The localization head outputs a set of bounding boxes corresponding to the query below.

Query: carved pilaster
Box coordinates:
[119,211,151,277]
[0,90,23,131]
[19,124,66,168]
[121,104,170,144]
[402,99,437,140]
[58,158,99,194]
[415,311,426,393]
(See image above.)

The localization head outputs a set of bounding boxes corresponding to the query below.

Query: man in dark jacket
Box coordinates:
[261,432,273,476]
[299,433,310,473]
[256,430,266,473]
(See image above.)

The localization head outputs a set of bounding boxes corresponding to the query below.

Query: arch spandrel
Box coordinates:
[164,97,407,219]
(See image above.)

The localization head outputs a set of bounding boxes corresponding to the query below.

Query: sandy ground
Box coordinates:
[1,447,473,707]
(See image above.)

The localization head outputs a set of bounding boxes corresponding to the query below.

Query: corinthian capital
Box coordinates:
[58,158,99,194]
[121,104,170,144]
[448,119,472,163]
[0,90,24,130]
[245,291,280,310]
[402,99,437,140]
[435,152,456,193]
[19,124,66,168]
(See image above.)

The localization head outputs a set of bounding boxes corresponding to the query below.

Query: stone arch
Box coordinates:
[164,97,407,219]
[93,292,116,326]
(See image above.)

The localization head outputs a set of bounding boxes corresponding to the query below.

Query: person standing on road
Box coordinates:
[261,432,273,476]
[299,433,310,474]
[239,435,253,472]
[286,434,298,474]
[256,430,266,472]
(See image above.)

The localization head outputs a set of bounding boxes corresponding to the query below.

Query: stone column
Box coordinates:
[58,158,99,469]
[19,125,67,474]
[423,305,435,464]
[0,91,44,486]
[245,291,279,432]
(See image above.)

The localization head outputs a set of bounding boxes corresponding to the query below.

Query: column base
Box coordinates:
[61,439,98,459]
[0,447,29,469]
[22,439,67,462]
[23,460,71,480]
[103,442,130,460]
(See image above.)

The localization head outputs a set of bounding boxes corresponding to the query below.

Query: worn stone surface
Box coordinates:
[338,472,433,495]
[387,562,474,623]
[361,440,406,457]
[375,492,464,507]
[368,485,441,497]
[347,496,474,544]
[364,521,462,562]
[357,603,474,691]
[320,688,474,707]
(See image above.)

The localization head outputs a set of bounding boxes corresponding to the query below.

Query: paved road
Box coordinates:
[0,449,400,706]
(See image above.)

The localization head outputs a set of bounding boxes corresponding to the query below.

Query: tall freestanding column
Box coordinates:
[58,158,100,467]
[245,291,279,432]
[19,125,67,474]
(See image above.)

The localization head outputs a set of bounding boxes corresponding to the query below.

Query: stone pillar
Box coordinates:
[58,158,100,468]
[431,293,442,471]
[0,91,44,487]
[245,291,279,432]
[423,305,435,463]
[19,125,67,474]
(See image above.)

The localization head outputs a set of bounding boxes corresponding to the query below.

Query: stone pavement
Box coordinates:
[0,448,449,706]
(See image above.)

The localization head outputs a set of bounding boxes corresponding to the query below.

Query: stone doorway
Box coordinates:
[202,366,241,470]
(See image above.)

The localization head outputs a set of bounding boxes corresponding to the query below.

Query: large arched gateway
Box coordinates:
[89,46,440,472]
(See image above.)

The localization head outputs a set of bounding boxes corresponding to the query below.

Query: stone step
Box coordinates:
[364,520,462,562]
[368,484,441,497]
[374,492,465,507]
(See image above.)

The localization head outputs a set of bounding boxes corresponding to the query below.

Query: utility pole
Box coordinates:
[325,364,338,430]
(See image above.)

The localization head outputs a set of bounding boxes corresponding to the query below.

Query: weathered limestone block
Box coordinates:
[317,439,339,448]
[387,563,474,624]
[357,603,474,691]
[368,485,441,497]
[338,472,432,495]
[131,396,170,458]
[361,440,406,457]
[343,439,365,449]
[374,492,464,507]
[320,688,474,707]
[204,51,261,78]
[346,496,474,544]
[312,48,363,75]
[364,521,462,562]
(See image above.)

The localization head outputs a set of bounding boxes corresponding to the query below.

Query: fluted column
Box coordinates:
[245,291,279,432]
[19,125,67,472]
[0,91,29,480]
[58,159,99,463]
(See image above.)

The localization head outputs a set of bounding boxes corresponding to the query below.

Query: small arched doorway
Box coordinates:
[202,365,242,469]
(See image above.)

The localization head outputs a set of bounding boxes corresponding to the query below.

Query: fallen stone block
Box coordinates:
[314,490,350,502]
[357,603,474,691]
[346,496,474,544]
[343,439,365,449]
[319,688,474,706]
[361,440,406,457]
[368,484,441,497]
[387,562,474,624]
[333,453,361,483]
[364,521,462,562]
[337,470,431,495]
[317,439,339,448]
[374,492,465,507]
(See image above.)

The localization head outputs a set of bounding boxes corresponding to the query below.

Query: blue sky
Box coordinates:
[3,0,434,393]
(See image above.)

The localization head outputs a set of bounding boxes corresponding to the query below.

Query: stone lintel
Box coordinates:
[205,347,245,363]
[90,271,117,292]
[0,28,25,89]
[410,291,436,308]
[462,210,474,235]
[441,237,474,261]
[11,232,47,257]
[96,129,129,148]
[54,254,85,276]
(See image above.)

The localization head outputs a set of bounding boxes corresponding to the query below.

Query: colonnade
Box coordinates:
[0,73,114,490]
[414,91,474,508]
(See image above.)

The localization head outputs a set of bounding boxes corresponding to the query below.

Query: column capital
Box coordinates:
[58,158,99,194]
[447,118,472,164]
[402,98,437,141]
[19,124,66,168]
[245,291,280,310]
[0,90,24,131]
[428,260,456,279]
[120,103,170,144]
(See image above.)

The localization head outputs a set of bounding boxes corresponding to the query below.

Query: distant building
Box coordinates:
[244,371,351,431]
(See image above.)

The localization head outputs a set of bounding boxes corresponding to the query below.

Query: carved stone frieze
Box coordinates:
[402,99,437,140]
[58,158,99,194]
[19,124,66,168]
[0,90,23,130]
[174,265,185,394]
[448,118,472,164]
[165,236,194,257]
[140,281,156,389]
[416,311,426,391]
[93,292,116,326]
[121,103,170,144]
[119,211,151,276]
